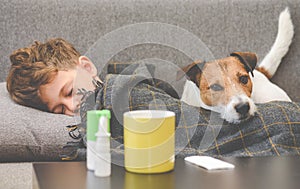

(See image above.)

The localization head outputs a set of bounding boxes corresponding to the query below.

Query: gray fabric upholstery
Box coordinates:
[0,82,79,162]
[0,0,299,101]
[0,163,33,189]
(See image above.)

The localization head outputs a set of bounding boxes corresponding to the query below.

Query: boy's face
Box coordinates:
[38,56,98,115]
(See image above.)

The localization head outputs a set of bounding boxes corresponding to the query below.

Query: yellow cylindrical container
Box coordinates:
[123,110,175,174]
[124,171,175,189]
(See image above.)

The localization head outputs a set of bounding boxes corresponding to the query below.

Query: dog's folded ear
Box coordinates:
[230,52,257,77]
[176,60,205,84]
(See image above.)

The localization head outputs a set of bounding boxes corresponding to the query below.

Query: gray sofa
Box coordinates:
[0,0,299,162]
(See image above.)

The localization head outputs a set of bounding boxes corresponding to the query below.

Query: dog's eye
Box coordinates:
[209,84,224,91]
[239,76,249,85]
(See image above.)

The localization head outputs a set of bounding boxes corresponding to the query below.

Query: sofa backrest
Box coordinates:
[1,0,299,101]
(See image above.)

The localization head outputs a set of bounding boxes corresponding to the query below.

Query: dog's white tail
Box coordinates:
[258,7,294,78]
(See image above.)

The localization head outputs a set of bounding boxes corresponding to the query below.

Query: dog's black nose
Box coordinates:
[235,102,250,116]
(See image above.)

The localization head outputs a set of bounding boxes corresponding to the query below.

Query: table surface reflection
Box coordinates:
[33,156,300,189]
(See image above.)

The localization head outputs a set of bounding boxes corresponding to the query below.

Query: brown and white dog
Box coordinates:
[177,8,293,123]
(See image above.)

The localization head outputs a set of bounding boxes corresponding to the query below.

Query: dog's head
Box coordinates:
[177,52,258,123]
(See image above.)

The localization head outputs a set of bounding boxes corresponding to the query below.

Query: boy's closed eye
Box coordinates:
[61,88,74,114]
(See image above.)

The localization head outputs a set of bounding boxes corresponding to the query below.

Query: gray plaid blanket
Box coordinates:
[62,63,300,160]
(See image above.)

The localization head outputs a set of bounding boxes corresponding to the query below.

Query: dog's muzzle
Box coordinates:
[235,102,250,119]
[220,95,256,124]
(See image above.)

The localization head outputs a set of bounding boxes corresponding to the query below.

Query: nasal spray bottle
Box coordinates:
[87,110,111,177]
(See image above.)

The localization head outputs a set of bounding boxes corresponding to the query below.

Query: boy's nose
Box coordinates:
[63,98,80,116]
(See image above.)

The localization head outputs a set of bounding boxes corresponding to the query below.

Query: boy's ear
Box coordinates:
[78,56,97,76]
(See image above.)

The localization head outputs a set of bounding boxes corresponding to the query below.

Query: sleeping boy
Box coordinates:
[7,38,101,115]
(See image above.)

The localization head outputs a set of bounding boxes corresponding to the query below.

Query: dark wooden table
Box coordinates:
[33,156,300,189]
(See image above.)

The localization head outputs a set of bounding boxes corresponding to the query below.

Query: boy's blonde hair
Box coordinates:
[6,38,81,111]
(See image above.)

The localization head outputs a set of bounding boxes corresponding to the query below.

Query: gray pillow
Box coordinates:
[0,82,80,162]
